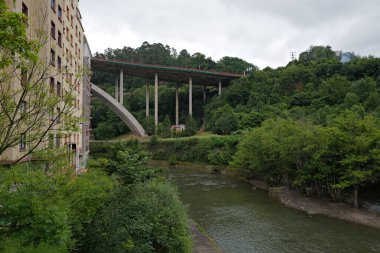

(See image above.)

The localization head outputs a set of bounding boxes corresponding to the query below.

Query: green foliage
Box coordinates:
[184,116,197,136]
[216,56,257,74]
[85,142,192,253]
[0,1,39,67]
[0,151,113,252]
[298,45,338,65]
[157,115,172,138]
[85,179,191,253]
[148,135,240,165]
[233,112,380,203]
[209,105,238,135]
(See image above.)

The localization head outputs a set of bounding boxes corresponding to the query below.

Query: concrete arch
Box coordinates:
[91,84,146,137]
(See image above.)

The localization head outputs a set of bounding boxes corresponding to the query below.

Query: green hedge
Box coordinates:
[146,135,240,165]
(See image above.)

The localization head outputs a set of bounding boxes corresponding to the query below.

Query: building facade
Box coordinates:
[1,0,90,170]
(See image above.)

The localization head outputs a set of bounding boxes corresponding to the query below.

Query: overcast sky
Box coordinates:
[80,0,380,69]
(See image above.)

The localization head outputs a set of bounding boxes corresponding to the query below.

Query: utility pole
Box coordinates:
[290,51,297,61]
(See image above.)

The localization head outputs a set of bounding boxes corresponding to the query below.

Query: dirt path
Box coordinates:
[189,220,224,253]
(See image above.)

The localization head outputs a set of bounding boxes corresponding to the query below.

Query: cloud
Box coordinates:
[80,0,380,68]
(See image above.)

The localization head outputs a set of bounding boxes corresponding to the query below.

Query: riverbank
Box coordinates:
[190,220,224,253]
[153,160,380,230]
[251,181,380,229]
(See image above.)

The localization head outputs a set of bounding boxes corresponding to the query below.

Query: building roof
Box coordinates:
[91,58,242,86]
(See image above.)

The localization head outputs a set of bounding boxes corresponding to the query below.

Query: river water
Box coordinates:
[168,166,380,253]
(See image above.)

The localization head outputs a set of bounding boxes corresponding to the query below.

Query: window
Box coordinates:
[21,69,27,86]
[50,77,55,93]
[70,34,73,46]
[20,134,26,150]
[55,135,61,147]
[56,108,61,123]
[49,134,55,148]
[20,101,27,114]
[71,15,73,27]
[58,5,62,21]
[58,31,62,46]
[22,2,28,17]
[51,0,56,11]
[75,25,78,36]
[78,32,81,42]
[66,7,70,20]
[50,49,55,66]
[57,82,62,97]
[57,56,62,70]
[49,109,54,121]
[51,21,56,39]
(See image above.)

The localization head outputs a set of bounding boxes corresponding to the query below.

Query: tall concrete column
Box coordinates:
[154,73,158,126]
[189,77,193,116]
[119,70,124,105]
[176,84,179,126]
[203,85,207,102]
[146,80,150,117]
[115,77,119,101]
[218,80,222,96]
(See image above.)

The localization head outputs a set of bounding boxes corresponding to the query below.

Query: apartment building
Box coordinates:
[1,0,91,171]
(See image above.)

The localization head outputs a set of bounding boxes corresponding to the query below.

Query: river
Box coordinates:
[168,166,380,253]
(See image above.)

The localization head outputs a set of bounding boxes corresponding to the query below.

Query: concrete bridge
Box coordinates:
[91,59,242,136]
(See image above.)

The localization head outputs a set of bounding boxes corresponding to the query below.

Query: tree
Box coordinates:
[84,143,192,253]
[299,45,338,64]
[216,56,257,74]
[157,115,172,138]
[327,111,380,208]
[210,105,238,135]
[184,116,197,136]
[0,2,81,162]
[0,150,113,252]
[318,75,351,105]
[84,180,191,253]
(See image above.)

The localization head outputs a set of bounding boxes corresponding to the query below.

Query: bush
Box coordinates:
[0,153,113,252]
[147,135,240,165]
[84,142,192,253]
[85,180,191,253]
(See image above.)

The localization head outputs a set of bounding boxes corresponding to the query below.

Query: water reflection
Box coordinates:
[168,167,380,253]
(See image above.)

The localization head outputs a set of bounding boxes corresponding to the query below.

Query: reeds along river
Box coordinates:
[167,166,380,253]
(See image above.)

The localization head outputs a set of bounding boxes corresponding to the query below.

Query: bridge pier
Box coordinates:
[155,73,159,126]
[119,70,124,105]
[218,80,222,96]
[115,77,119,101]
[176,84,179,126]
[189,77,193,117]
[203,85,207,102]
[146,80,150,117]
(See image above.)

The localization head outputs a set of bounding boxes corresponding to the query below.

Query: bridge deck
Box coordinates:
[91,58,242,86]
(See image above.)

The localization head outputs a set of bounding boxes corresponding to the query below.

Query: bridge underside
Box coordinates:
[91,84,146,137]
[91,58,242,133]
[91,59,241,86]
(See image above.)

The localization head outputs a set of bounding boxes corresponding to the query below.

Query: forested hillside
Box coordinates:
[91,44,380,207]
[90,41,255,139]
